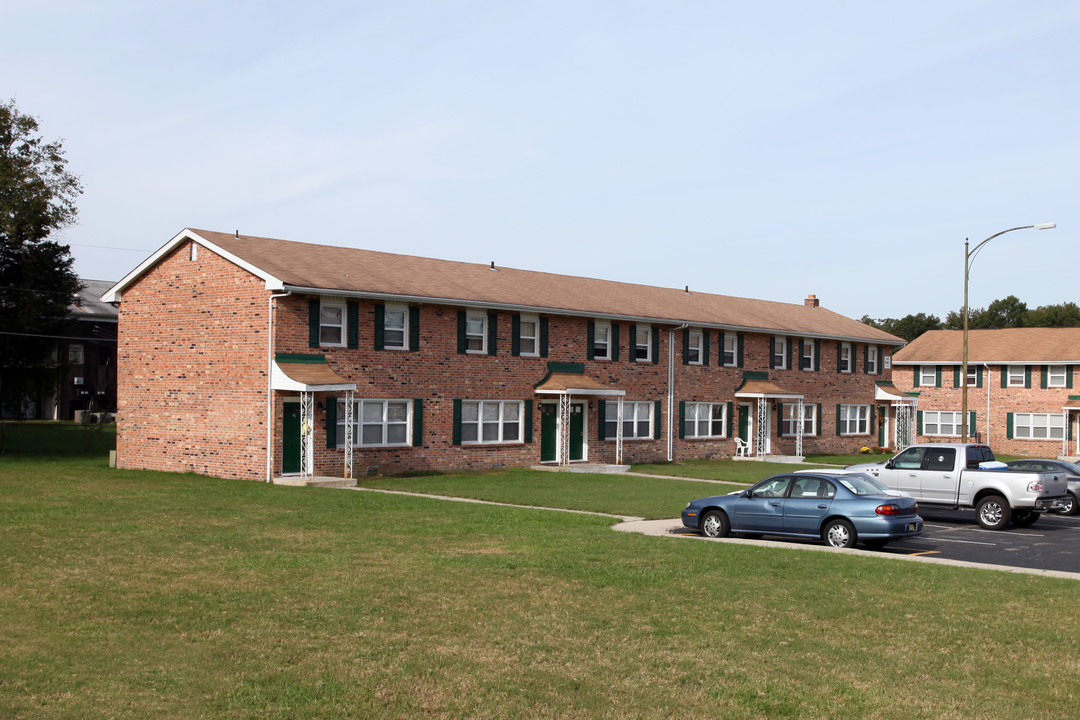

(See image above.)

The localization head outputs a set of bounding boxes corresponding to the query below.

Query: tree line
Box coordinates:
[860,296,1080,342]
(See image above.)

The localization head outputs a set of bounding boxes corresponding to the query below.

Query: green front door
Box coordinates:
[738,404,750,443]
[569,403,584,461]
[539,402,585,462]
[282,402,301,474]
[540,404,557,462]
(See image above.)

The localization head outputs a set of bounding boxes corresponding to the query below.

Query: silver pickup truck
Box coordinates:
[847,443,1068,530]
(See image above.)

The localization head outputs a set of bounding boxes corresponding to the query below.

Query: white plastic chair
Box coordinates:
[734,437,750,458]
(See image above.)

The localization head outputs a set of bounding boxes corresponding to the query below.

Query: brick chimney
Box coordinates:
[805,294,819,308]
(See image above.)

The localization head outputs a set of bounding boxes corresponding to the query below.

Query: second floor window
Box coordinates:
[635,325,652,362]
[723,333,738,367]
[919,366,937,386]
[320,302,345,346]
[383,304,407,350]
[465,311,487,354]
[772,336,787,369]
[1007,366,1026,387]
[517,315,539,356]
[800,340,815,371]
[866,346,878,374]
[839,342,852,373]
[687,330,703,365]
[1047,365,1068,388]
[593,321,612,360]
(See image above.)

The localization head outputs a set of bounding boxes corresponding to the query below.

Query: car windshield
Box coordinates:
[834,473,887,496]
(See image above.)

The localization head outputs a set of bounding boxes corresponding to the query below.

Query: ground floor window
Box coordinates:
[685,402,726,438]
[781,403,816,436]
[839,404,870,435]
[461,400,522,444]
[337,399,411,447]
[922,410,962,437]
[605,401,653,440]
[1013,413,1064,441]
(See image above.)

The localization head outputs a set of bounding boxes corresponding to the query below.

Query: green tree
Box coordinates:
[1025,302,1080,327]
[946,295,1030,330]
[0,99,83,419]
[860,313,942,342]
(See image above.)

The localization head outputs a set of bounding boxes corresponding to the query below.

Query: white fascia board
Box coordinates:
[893,360,1080,366]
[534,387,626,396]
[100,228,285,303]
[281,284,896,343]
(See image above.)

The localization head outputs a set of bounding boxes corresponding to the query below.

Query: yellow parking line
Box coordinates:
[907,550,942,556]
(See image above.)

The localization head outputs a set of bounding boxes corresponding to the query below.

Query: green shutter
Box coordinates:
[769,337,776,369]
[373,304,385,350]
[523,400,532,444]
[976,365,983,388]
[917,410,923,435]
[651,327,660,365]
[869,404,877,435]
[1041,365,1049,389]
[737,334,744,368]
[452,399,462,445]
[913,367,920,388]
[456,311,466,353]
[587,321,596,360]
[814,340,821,371]
[347,301,359,349]
[836,342,843,373]
[969,411,976,437]
[953,367,961,388]
[539,317,549,357]
[654,400,662,438]
[1069,365,1074,389]
[308,297,320,347]
[703,330,710,365]
[487,312,497,355]
[935,366,942,388]
[1001,365,1008,388]
[787,337,794,371]
[799,339,806,370]
[597,400,607,440]
[326,397,338,449]
[727,402,735,436]
[836,404,842,435]
[512,314,521,356]
[1007,412,1014,440]
[409,306,420,351]
[628,325,637,362]
[682,328,690,364]
[1025,365,1032,389]
[412,399,423,447]
[816,404,822,436]
[611,323,620,361]
[864,345,870,374]
[679,400,686,439]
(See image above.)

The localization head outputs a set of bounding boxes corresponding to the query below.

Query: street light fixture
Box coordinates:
[961,222,1056,442]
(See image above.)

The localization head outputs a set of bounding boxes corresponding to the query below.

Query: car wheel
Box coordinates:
[1012,510,1039,528]
[700,510,730,539]
[975,495,1011,530]
[1059,493,1079,516]
[823,519,856,548]
[862,538,889,550]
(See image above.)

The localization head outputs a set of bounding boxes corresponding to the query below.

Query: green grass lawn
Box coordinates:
[2,454,1080,719]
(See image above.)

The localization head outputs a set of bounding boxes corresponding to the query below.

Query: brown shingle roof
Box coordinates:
[893,328,1080,364]
[148,229,901,343]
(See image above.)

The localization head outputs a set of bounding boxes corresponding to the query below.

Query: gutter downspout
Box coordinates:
[266,291,291,482]
[984,363,991,446]
[668,324,689,461]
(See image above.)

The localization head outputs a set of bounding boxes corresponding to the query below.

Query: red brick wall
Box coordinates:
[116,241,269,479]
[891,365,1075,457]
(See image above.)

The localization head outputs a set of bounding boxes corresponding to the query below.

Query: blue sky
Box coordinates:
[4,1,1077,320]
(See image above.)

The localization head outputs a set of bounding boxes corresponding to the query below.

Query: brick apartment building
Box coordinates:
[102,228,905,482]
[891,327,1080,457]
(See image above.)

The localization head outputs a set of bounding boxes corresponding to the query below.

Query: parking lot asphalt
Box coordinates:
[623,510,1080,581]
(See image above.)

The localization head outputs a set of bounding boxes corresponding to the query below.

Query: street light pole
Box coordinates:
[961,222,1056,442]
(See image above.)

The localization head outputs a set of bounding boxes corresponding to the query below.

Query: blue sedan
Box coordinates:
[682,472,923,549]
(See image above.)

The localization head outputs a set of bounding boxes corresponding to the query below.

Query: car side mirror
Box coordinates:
[884,460,894,470]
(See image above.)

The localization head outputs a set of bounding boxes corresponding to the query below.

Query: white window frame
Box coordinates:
[593,320,612,361]
[338,399,411,447]
[919,366,936,386]
[687,329,704,365]
[461,400,523,444]
[1007,365,1025,387]
[635,324,652,362]
[923,410,962,437]
[866,346,878,374]
[773,336,787,369]
[801,341,815,371]
[1047,365,1068,388]
[685,402,726,439]
[1014,413,1065,441]
[965,366,978,387]
[319,300,346,346]
[781,403,816,436]
[383,303,408,351]
[606,400,653,440]
[839,404,870,436]
[518,314,539,357]
[839,342,852,373]
[465,310,487,354]
[723,334,738,367]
